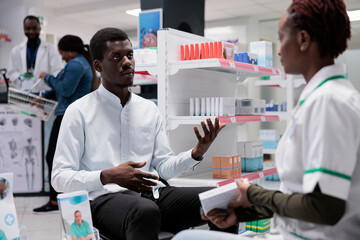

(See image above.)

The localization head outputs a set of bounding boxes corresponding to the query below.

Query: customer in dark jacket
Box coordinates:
[33,35,99,214]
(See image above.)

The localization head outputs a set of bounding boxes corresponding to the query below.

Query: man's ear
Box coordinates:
[297,30,310,52]
[93,60,103,73]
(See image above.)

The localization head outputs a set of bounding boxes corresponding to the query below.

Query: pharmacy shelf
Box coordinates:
[133,74,157,85]
[263,149,276,154]
[167,115,280,130]
[217,167,278,186]
[168,168,279,189]
[264,111,288,121]
[134,63,158,76]
[168,59,280,79]
[255,78,305,88]
[0,36,11,42]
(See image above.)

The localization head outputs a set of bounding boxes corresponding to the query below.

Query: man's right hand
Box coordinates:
[100,161,159,193]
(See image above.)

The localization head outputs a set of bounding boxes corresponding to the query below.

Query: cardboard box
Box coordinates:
[212,156,222,179]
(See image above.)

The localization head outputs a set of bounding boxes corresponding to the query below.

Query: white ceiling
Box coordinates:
[30,0,360,47]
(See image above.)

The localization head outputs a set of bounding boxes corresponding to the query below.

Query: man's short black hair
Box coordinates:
[23,15,40,25]
[90,28,130,61]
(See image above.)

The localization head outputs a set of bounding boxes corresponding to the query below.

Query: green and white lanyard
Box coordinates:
[298,75,346,106]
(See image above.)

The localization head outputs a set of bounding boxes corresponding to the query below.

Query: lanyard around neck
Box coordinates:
[27,46,39,70]
[298,75,346,106]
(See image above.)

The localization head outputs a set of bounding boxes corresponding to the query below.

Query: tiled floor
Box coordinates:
[14,196,283,240]
[14,196,61,240]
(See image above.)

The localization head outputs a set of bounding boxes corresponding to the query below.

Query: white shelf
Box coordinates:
[263,148,276,154]
[264,111,288,121]
[167,115,280,130]
[256,78,305,88]
[169,168,280,190]
[133,74,157,85]
[134,63,158,76]
[168,58,280,79]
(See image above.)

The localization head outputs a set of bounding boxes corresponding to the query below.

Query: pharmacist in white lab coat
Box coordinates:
[173,0,360,240]
[8,15,62,92]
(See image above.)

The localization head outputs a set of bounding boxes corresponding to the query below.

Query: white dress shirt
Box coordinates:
[51,84,201,200]
[274,64,360,239]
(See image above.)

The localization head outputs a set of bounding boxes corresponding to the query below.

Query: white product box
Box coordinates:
[215,97,219,116]
[201,97,206,116]
[254,99,266,115]
[238,99,255,115]
[211,97,215,116]
[189,98,194,116]
[250,41,273,68]
[237,141,263,158]
[199,182,240,215]
[206,97,211,116]
[219,97,236,116]
[195,98,200,116]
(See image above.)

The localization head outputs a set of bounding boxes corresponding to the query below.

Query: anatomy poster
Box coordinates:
[0,104,42,193]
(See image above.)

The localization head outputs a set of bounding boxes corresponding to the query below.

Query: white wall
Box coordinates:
[337,49,360,91]
[24,2,100,44]
[0,0,26,69]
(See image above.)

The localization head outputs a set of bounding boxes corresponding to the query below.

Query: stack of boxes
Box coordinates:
[260,129,280,150]
[249,41,273,68]
[245,219,271,233]
[190,98,266,116]
[237,141,263,172]
[212,155,241,179]
[190,97,236,117]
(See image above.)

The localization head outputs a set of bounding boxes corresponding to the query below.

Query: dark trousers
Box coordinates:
[46,115,63,201]
[90,186,238,240]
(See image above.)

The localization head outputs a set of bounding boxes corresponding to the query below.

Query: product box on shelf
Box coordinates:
[246,218,271,233]
[190,97,236,116]
[234,52,258,65]
[237,141,263,172]
[212,155,242,179]
[250,41,273,68]
[260,129,280,149]
[133,48,157,64]
[236,99,266,115]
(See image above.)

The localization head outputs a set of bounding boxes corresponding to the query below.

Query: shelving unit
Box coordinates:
[154,28,282,186]
[134,63,158,85]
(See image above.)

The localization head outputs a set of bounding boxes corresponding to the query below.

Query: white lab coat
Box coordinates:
[8,40,63,92]
[274,64,360,240]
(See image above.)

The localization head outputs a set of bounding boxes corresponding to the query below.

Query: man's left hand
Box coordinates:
[192,117,226,159]
[201,208,237,229]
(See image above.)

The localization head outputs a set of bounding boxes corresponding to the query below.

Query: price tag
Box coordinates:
[229,62,235,68]
[254,66,259,72]
[260,116,266,121]
[230,117,236,123]
[259,172,265,178]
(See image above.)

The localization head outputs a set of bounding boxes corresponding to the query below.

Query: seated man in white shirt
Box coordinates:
[51,27,238,240]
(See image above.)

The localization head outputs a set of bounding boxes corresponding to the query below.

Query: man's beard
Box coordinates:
[26,34,40,47]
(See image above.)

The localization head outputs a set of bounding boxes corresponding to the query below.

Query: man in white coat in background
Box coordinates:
[8,15,62,92]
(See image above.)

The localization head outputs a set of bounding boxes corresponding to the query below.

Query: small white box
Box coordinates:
[189,98,194,116]
[201,98,206,116]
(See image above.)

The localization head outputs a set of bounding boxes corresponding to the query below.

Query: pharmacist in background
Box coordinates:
[8,15,62,92]
[173,0,360,240]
